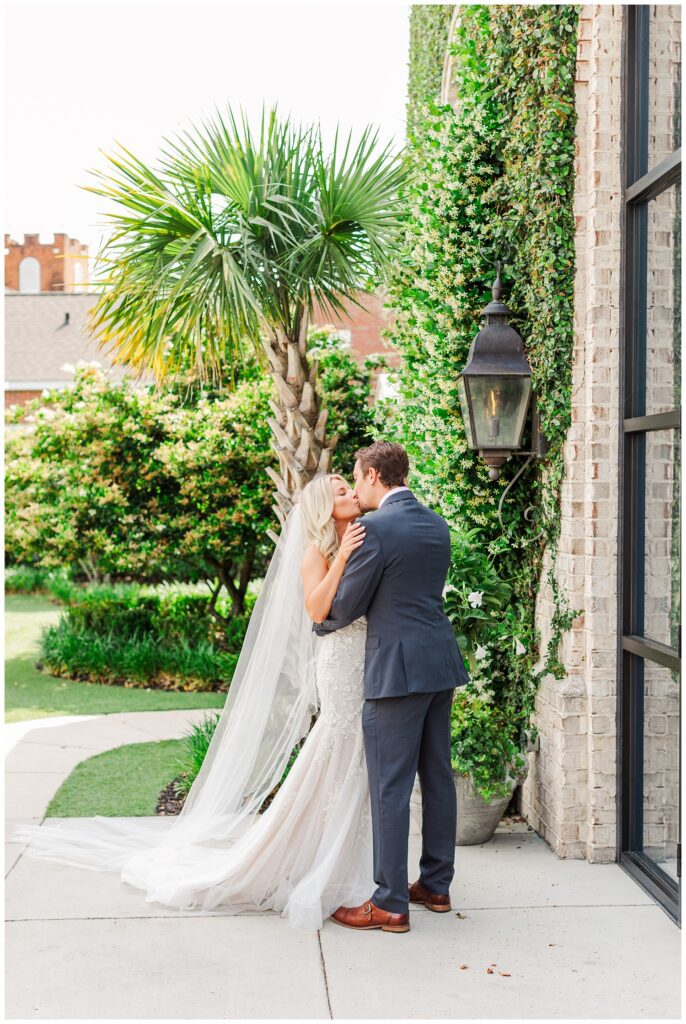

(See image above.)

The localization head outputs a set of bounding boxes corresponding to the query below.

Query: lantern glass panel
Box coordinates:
[466,375,531,449]
[456,377,474,447]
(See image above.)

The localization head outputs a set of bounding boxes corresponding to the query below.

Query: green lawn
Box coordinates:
[45,738,187,817]
[5,594,227,722]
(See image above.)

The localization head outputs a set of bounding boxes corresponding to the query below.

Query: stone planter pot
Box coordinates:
[455,754,530,845]
[454,771,516,846]
[409,755,528,845]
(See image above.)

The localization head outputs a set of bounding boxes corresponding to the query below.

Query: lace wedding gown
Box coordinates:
[120,615,374,930]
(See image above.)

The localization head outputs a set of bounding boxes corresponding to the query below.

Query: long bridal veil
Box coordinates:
[12,504,319,909]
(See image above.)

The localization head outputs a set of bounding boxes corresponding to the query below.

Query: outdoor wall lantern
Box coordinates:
[457,263,538,481]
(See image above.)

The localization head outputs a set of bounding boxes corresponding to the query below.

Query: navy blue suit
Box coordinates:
[313,490,469,913]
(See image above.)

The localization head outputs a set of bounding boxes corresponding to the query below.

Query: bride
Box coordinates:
[12,474,376,930]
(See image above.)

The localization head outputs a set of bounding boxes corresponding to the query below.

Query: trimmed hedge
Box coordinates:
[39,588,251,692]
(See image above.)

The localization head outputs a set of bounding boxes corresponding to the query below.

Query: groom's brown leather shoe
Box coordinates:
[408,879,452,912]
[330,900,410,933]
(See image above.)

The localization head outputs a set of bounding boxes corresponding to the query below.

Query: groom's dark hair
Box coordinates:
[354,441,410,488]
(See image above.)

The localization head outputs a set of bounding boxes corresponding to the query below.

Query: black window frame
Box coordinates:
[618,3,682,927]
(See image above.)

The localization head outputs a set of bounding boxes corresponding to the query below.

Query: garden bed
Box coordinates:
[37,586,250,693]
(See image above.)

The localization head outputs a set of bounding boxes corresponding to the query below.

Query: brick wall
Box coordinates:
[5,390,42,409]
[520,5,625,862]
[310,291,398,366]
[5,233,89,293]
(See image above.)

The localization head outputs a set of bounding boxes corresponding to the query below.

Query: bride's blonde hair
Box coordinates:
[299,473,345,564]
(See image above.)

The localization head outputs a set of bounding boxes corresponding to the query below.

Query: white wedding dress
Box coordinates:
[13,508,376,931]
[121,617,374,929]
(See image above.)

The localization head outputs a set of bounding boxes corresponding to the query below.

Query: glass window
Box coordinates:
[645,182,681,416]
[621,5,681,922]
[638,428,681,648]
[647,4,682,168]
[642,656,680,880]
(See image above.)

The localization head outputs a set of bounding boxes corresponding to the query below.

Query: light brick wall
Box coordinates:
[520,5,625,862]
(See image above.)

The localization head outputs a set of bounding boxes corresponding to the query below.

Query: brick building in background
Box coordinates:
[5,232,89,294]
[4,232,396,408]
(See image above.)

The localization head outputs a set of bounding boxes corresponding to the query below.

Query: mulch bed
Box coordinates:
[156,778,187,815]
[155,777,282,816]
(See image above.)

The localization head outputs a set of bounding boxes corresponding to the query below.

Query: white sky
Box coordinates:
[4,0,410,263]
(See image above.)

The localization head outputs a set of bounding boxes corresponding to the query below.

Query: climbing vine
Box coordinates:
[406,4,454,139]
[387,4,581,746]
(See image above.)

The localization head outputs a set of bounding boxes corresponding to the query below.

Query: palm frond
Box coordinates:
[82,105,408,380]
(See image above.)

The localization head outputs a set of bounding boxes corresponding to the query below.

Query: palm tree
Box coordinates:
[83,107,406,532]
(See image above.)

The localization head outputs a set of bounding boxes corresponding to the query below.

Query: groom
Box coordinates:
[313,441,470,933]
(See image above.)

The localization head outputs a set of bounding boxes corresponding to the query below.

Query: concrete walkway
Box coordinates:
[5,711,682,1019]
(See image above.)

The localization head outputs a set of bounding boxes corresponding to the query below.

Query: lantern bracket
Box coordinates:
[496,452,546,546]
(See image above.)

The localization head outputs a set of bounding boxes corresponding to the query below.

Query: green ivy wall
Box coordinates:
[388,5,581,747]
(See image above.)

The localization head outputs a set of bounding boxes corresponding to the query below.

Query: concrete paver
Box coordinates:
[7,820,183,921]
[8,709,210,752]
[6,742,100,774]
[5,818,42,877]
[320,901,679,1019]
[4,709,681,1020]
[6,917,329,1020]
[6,771,68,819]
[450,831,654,909]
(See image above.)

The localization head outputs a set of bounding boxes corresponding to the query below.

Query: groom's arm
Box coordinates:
[312,520,384,636]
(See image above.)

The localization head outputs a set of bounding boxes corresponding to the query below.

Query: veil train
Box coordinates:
[12,505,319,910]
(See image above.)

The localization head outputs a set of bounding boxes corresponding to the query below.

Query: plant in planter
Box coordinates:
[450,684,528,846]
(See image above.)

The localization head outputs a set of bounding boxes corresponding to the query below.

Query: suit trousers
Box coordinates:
[361,687,456,915]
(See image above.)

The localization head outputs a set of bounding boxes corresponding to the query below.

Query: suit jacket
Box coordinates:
[312,490,470,699]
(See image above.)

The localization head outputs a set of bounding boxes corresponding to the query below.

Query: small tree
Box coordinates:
[5,364,273,611]
[83,107,406,530]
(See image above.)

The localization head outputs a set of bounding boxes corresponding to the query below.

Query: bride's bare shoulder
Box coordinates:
[301,543,328,572]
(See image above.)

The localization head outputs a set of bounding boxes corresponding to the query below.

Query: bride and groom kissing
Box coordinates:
[300,440,470,933]
[14,440,470,935]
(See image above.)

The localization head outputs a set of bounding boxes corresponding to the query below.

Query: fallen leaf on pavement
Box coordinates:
[459,964,468,970]
[486,968,494,974]
[499,971,511,977]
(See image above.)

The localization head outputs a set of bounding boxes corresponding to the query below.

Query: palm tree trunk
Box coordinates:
[261,310,338,538]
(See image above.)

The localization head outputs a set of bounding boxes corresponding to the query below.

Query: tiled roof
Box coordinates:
[5,292,147,388]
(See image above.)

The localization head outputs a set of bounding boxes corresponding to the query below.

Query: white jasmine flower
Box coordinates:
[41,389,50,398]
[60,363,75,373]
[467,591,483,608]
[475,644,488,661]
[515,638,526,656]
